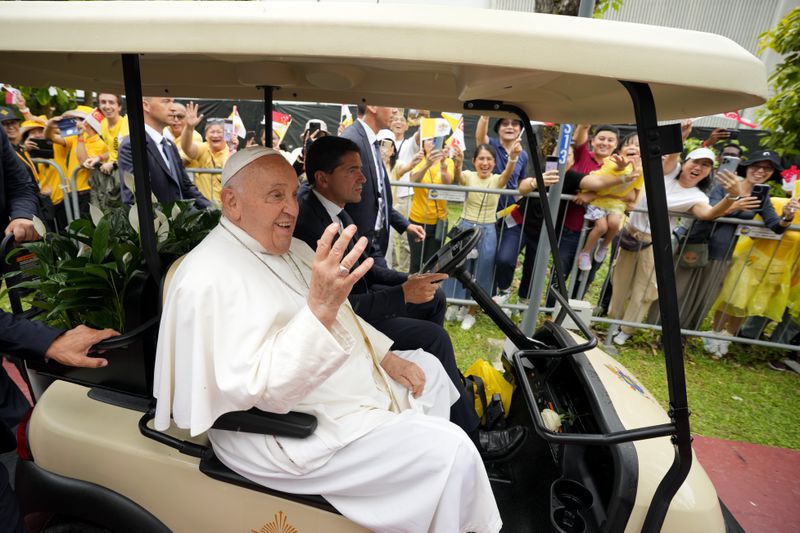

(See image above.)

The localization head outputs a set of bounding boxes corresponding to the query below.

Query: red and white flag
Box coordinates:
[272,111,292,141]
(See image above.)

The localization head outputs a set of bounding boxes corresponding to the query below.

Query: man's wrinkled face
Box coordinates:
[98,94,121,121]
[224,156,299,255]
[143,97,174,128]
[168,103,187,136]
[390,114,408,137]
[320,151,366,206]
[591,130,618,158]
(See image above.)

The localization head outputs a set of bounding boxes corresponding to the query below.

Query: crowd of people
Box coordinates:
[1,90,799,530]
[2,95,799,368]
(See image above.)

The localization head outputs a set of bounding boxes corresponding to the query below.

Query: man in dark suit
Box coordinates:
[296,136,525,458]
[0,126,118,532]
[118,96,211,208]
[341,104,425,268]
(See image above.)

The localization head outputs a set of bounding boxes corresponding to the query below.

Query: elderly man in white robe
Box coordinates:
[154,147,501,533]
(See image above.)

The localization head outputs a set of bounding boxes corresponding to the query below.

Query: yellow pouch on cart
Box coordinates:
[464,359,515,423]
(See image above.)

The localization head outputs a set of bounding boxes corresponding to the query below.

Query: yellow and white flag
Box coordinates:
[227,105,247,139]
[419,117,452,141]
[340,105,354,128]
[444,113,465,151]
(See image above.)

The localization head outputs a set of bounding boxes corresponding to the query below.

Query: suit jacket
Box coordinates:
[341,121,409,255]
[0,128,39,225]
[118,134,211,208]
[294,185,409,323]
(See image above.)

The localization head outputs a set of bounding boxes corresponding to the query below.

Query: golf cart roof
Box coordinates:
[0,1,766,123]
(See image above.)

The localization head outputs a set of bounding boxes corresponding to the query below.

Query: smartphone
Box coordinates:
[29,138,54,159]
[751,184,770,211]
[223,119,234,143]
[433,136,444,151]
[718,155,740,174]
[307,121,321,134]
[545,155,559,172]
[57,117,79,137]
[727,129,740,140]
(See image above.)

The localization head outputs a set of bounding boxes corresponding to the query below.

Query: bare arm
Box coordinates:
[496,139,522,188]
[476,115,490,145]
[44,117,65,147]
[181,102,203,160]
[573,124,590,147]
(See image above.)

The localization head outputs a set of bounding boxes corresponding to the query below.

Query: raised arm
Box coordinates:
[573,124,590,148]
[44,116,66,147]
[663,119,693,176]
[475,115,490,145]
[181,102,203,160]
[496,139,521,188]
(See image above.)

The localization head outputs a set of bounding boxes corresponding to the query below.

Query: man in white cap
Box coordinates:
[154,147,502,533]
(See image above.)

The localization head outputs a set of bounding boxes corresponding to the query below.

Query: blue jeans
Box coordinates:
[443,220,497,300]
[494,222,523,293]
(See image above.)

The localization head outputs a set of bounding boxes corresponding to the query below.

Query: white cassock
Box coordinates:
[154,218,501,533]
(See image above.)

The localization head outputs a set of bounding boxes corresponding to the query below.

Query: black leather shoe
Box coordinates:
[478,426,527,462]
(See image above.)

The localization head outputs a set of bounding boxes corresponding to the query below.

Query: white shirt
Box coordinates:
[628,164,710,234]
[394,134,420,198]
[145,123,174,172]
[312,189,345,229]
[358,118,387,231]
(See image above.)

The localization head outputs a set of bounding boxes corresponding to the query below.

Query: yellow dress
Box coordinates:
[712,197,800,322]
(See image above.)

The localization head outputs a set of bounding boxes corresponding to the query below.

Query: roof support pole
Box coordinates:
[122,53,162,281]
[620,81,692,533]
[258,86,275,144]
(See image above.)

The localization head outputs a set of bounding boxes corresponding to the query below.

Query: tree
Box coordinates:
[0,86,77,117]
[535,0,622,17]
[758,7,800,157]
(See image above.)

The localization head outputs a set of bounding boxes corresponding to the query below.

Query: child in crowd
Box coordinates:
[577,134,643,271]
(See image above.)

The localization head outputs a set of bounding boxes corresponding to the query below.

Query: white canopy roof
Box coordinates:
[0,1,767,123]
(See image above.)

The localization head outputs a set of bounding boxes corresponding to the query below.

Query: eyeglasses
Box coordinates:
[169,114,186,120]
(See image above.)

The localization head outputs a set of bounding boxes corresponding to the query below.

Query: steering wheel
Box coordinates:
[420,226,482,275]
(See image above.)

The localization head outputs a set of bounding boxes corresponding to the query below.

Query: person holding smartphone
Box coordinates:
[407,137,454,273]
[692,150,799,358]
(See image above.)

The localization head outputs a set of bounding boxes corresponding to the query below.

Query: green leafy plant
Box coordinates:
[5,201,219,332]
[757,7,800,156]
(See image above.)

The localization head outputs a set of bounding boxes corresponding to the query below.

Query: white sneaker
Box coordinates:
[593,243,608,263]
[492,290,511,305]
[445,305,460,322]
[701,336,719,354]
[456,305,469,322]
[715,331,733,358]
[461,314,476,330]
[578,252,592,271]
[613,331,631,346]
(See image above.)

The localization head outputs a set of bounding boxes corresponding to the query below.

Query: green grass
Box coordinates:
[448,309,800,450]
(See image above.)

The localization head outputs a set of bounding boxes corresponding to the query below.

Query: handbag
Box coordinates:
[463,359,515,429]
[446,219,465,241]
[434,218,449,243]
[678,242,710,268]
[618,228,652,252]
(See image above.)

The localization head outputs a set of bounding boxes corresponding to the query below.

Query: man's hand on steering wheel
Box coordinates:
[402,273,447,304]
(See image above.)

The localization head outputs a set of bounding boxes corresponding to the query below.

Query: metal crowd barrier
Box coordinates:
[31,158,78,224]
[395,179,800,353]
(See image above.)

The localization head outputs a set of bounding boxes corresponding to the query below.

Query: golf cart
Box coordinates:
[0,2,766,532]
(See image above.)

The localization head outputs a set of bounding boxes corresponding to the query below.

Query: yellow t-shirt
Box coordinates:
[409,158,454,225]
[460,170,504,224]
[586,159,644,213]
[186,142,229,205]
[100,115,129,163]
[51,134,109,203]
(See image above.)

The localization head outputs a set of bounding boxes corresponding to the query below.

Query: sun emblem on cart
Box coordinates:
[252,511,297,533]
[605,364,650,399]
